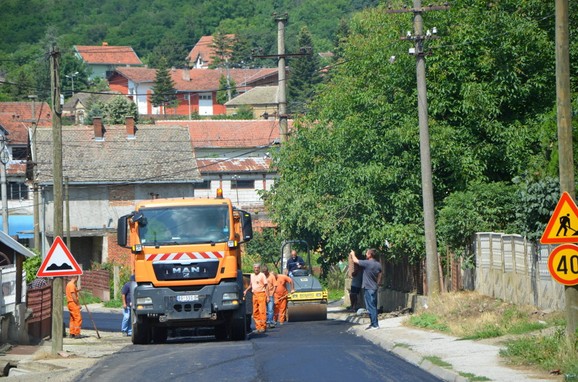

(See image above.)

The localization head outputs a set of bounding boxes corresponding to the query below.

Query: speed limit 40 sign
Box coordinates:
[548,244,578,286]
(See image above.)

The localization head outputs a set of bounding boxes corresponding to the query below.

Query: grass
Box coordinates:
[423,355,452,368]
[406,291,578,377]
[104,298,123,308]
[78,290,101,304]
[458,372,491,381]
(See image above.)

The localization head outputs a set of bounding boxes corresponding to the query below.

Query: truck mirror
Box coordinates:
[239,210,253,242]
[117,215,129,247]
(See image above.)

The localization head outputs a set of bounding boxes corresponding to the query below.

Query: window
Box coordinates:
[11,147,27,161]
[0,182,29,200]
[231,179,254,189]
[193,180,211,189]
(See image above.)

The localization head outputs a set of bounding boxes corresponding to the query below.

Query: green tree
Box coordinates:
[216,74,237,104]
[151,57,177,114]
[209,31,235,69]
[105,95,138,124]
[287,26,321,116]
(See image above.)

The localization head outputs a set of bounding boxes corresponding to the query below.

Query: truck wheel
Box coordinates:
[132,315,150,345]
[231,315,247,341]
[152,327,168,343]
[214,323,228,341]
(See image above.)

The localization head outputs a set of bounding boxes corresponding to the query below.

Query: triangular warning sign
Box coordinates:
[37,236,83,277]
[541,192,578,244]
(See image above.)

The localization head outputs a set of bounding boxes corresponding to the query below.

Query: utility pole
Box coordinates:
[28,95,41,251]
[275,14,288,143]
[252,14,309,143]
[389,1,449,296]
[50,45,64,355]
[554,0,576,346]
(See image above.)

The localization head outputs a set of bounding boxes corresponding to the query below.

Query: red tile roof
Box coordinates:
[0,114,30,145]
[186,35,235,68]
[157,119,285,148]
[114,67,278,92]
[74,45,143,65]
[0,102,52,125]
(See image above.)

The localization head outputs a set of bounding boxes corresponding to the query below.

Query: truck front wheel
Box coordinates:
[132,314,150,344]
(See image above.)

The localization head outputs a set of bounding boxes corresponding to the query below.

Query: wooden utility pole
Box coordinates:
[555,0,576,345]
[251,14,309,143]
[50,45,64,355]
[275,13,288,144]
[390,1,449,296]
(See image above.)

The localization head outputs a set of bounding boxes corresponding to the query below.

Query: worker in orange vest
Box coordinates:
[273,270,294,325]
[66,275,83,338]
[243,263,269,333]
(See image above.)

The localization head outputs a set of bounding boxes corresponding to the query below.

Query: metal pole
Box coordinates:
[413,0,440,295]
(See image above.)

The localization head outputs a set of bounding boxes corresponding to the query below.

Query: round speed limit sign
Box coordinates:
[548,244,578,286]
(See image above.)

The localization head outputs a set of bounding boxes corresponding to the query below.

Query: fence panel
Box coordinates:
[474,233,564,310]
[27,284,52,341]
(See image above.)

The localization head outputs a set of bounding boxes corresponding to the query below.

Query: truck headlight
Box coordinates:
[137,297,153,305]
[222,292,238,301]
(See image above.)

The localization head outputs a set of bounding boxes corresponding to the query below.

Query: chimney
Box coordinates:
[102,42,108,46]
[182,69,190,82]
[125,116,136,138]
[93,117,105,141]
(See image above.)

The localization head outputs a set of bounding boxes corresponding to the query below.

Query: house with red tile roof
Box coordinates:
[109,67,278,116]
[186,35,236,69]
[74,43,143,79]
[0,101,51,240]
[156,119,291,216]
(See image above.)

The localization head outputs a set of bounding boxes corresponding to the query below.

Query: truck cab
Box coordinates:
[117,193,252,344]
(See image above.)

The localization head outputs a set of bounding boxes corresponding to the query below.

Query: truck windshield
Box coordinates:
[138,205,230,246]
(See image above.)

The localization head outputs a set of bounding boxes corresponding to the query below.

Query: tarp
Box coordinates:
[0,215,34,239]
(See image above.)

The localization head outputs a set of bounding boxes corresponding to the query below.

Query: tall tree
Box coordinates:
[287,26,321,116]
[151,58,177,114]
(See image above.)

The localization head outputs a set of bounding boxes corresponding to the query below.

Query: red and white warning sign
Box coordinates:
[36,236,83,277]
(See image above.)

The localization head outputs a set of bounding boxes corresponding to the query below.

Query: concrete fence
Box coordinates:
[474,232,564,311]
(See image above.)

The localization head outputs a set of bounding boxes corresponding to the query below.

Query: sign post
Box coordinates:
[37,236,83,353]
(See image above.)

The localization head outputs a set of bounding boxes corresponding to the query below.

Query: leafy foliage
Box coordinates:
[245,228,283,271]
[23,253,42,283]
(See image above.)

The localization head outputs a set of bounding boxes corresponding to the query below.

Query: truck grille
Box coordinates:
[153,260,219,281]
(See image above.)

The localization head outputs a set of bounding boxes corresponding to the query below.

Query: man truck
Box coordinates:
[117,190,253,344]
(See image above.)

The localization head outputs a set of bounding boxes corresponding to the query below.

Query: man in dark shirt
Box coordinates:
[286,250,305,275]
[351,249,382,330]
[121,275,135,336]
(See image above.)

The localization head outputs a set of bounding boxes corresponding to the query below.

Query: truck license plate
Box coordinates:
[176,295,199,302]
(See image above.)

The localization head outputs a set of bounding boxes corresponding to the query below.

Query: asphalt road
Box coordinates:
[70,316,442,382]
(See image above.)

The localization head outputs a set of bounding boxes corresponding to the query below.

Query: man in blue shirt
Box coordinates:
[351,249,382,330]
[121,275,135,336]
[286,250,305,275]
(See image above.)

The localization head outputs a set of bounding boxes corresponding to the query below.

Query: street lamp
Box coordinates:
[65,71,79,96]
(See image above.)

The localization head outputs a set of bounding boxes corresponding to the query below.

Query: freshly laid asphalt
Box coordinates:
[0,304,561,381]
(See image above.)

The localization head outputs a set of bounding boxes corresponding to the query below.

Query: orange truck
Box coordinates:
[117,190,253,344]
